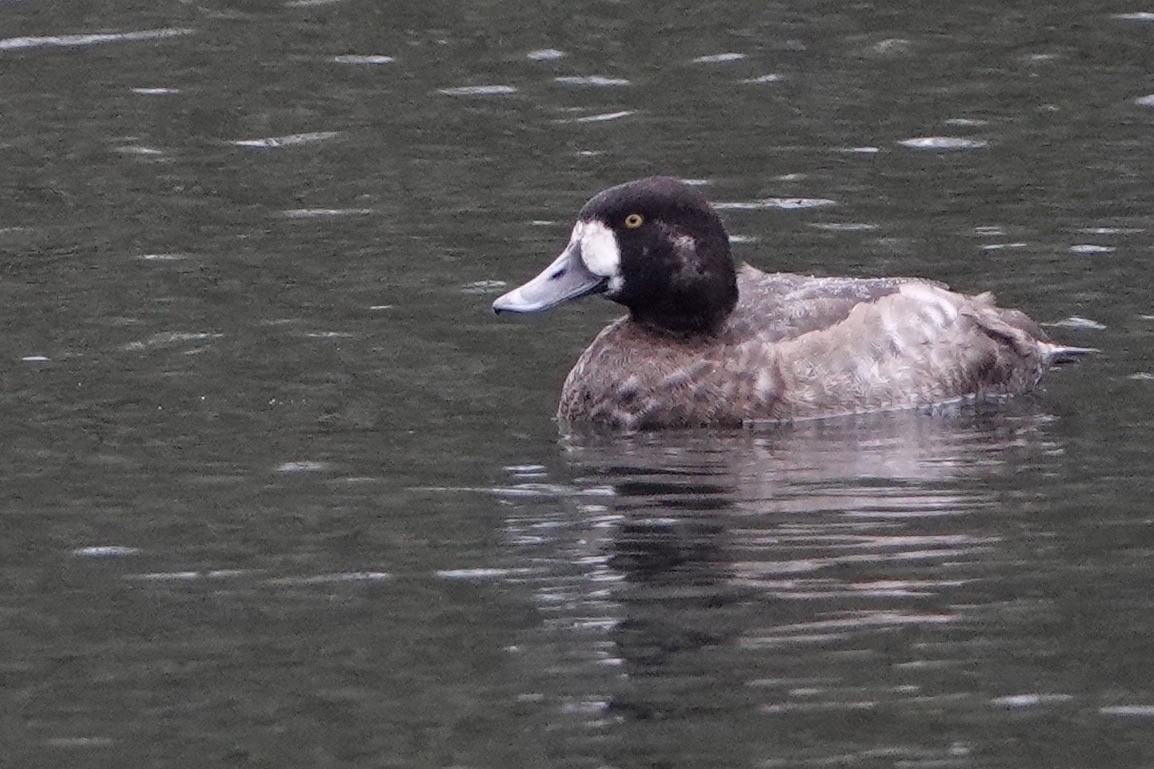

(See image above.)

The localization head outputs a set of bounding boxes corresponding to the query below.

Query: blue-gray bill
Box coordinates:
[492,240,607,314]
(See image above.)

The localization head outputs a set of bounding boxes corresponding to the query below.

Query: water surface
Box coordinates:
[2,0,1153,766]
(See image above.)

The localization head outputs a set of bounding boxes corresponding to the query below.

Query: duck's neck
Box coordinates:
[631,307,731,338]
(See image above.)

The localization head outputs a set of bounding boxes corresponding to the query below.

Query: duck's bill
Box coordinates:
[492,240,607,314]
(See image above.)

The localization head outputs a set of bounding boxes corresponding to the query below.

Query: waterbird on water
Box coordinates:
[493,177,1094,429]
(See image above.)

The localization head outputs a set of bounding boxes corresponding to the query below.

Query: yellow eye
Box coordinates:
[624,213,644,229]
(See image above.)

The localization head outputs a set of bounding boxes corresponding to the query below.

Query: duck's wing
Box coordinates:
[727,265,942,344]
[761,279,1060,419]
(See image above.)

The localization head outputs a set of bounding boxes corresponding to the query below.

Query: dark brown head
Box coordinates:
[493,177,738,335]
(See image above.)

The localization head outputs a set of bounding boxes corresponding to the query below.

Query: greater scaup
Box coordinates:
[493,177,1093,429]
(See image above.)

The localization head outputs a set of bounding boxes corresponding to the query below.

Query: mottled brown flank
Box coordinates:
[558,265,1055,429]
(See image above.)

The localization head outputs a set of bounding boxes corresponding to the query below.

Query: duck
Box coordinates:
[492,176,1093,429]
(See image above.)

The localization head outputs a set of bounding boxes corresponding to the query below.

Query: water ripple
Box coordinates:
[899,136,988,150]
[1045,316,1107,330]
[527,48,566,60]
[0,27,193,52]
[556,110,635,124]
[554,76,631,87]
[810,222,879,232]
[744,611,958,647]
[992,693,1074,708]
[438,84,518,96]
[278,208,374,218]
[115,145,164,156]
[437,568,531,580]
[275,460,329,473]
[267,571,390,585]
[714,197,836,210]
[72,546,139,558]
[462,280,507,295]
[123,331,223,351]
[138,252,191,261]
[1100,705,1154,717]
[232,131,340,148]
[692,52,746,63]
[741,74,782,84]
[331,54,394,65]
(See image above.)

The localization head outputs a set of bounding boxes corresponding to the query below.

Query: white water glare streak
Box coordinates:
[0,28,194,52]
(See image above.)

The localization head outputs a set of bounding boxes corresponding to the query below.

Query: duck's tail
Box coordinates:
[1042,343,1099,365]
[973,304,1099,366]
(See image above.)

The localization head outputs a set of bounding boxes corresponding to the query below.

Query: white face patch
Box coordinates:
[576,219,621,279]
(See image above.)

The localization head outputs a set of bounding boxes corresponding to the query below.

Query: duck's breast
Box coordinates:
[558,319,777,429]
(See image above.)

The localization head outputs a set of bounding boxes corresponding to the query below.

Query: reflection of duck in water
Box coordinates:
[504,415,1053,736]
[494,177,1093,429]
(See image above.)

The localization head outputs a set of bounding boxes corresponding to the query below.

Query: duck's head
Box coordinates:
[493,177,738,334]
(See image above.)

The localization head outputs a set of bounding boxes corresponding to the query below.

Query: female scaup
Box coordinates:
[493,177,1092,429]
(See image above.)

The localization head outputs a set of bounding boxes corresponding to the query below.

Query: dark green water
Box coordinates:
[2,1,1153,766]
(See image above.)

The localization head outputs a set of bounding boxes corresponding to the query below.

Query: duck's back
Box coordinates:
[724,267,933,345]
[559,266,1058,429]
